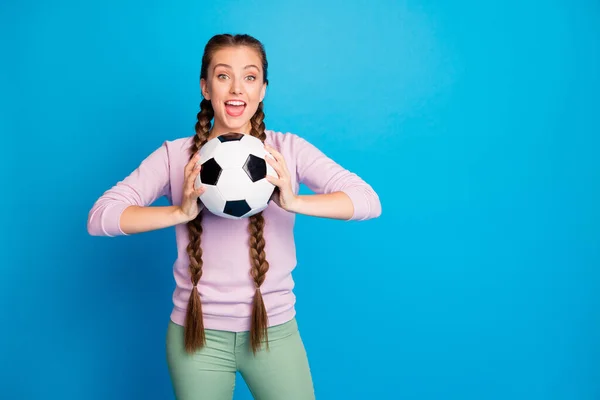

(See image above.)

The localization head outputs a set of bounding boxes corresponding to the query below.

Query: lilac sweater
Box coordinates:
[87,130,381,331]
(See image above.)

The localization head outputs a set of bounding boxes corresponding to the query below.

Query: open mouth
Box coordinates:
[224,100,246,117]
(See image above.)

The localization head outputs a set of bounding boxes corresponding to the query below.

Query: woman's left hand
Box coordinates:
[264,144,298,211]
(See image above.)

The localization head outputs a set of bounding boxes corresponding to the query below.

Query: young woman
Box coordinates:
[87,33,382,400]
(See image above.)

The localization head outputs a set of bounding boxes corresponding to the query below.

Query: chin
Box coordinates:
[221,116,253,133]
[224,122,250,133]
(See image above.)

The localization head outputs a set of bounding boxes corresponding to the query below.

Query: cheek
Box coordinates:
[209,81,228,96]
[248,85,264,102]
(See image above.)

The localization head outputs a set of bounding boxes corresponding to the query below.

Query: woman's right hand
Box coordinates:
[179,152,206,222]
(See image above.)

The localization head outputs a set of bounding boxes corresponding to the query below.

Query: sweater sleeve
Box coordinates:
[87,142,171,236]
[293,134,382,221]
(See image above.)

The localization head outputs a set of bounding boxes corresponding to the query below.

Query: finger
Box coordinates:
[265,174,283,187]
[184,154,198,174]
[264,144,281,160]
[186,161,202,184]
[267,150,289,174]
[266,153,290,179]
[265,156,283,177]
[186,181,204,199]
[185,152,200,172]
[190,165,202,191]
[265,144,286,165]
[195,184,206,197]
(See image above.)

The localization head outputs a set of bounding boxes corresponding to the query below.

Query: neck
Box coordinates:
[207,120,252,141]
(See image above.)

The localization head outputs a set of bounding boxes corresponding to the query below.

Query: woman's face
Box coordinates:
[201,46,267,138]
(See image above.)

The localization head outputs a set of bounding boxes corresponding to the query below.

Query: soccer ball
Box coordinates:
[194,132,277,219]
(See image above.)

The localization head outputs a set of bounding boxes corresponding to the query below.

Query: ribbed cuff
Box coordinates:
[102,202,132,236]
[340,187,370,221]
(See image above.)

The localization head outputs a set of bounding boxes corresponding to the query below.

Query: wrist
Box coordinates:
[281,192,355,220]
[173,205,194,224]
[285,195,303,213]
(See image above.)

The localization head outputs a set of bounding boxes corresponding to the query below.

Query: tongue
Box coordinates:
[225,104,245,117]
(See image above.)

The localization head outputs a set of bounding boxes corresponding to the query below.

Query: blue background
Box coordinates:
[1,0,599,399]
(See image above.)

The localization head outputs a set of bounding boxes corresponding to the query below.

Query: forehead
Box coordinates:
[210,46,263,70]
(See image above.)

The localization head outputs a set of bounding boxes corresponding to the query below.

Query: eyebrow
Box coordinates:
[213,63,260,72]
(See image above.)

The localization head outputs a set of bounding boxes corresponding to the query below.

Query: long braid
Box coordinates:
[247,102,271,354]
[188,33,271,355]
[184,98,213,353]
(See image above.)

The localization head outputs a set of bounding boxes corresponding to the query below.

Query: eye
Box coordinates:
[246,75,256,81]
[217,74,229,80]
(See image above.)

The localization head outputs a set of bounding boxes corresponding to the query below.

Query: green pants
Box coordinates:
[166,317,316,400]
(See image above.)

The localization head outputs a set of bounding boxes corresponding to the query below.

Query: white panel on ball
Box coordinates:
[242,204,268,218]
[199,185,226,213]
[245,178,276,209]
[265,157,277,180]
[214,141,249,169]
[197,138,220,165]
[216,168,254,200]
[241,134,266,157]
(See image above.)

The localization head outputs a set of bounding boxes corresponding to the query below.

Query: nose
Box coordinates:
[230,76,243,95]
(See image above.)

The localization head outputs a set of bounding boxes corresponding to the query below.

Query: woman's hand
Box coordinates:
[264,144,298,211]
[179,152,206,221]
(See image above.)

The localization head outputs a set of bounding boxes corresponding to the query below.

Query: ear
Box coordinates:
[260,82,267,102]
[200,78,210,100]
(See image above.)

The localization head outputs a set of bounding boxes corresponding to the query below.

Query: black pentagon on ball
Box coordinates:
[200,158,222,185]
[243,154,267,182]
[223,200,251,218]
[217,132,244,142]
